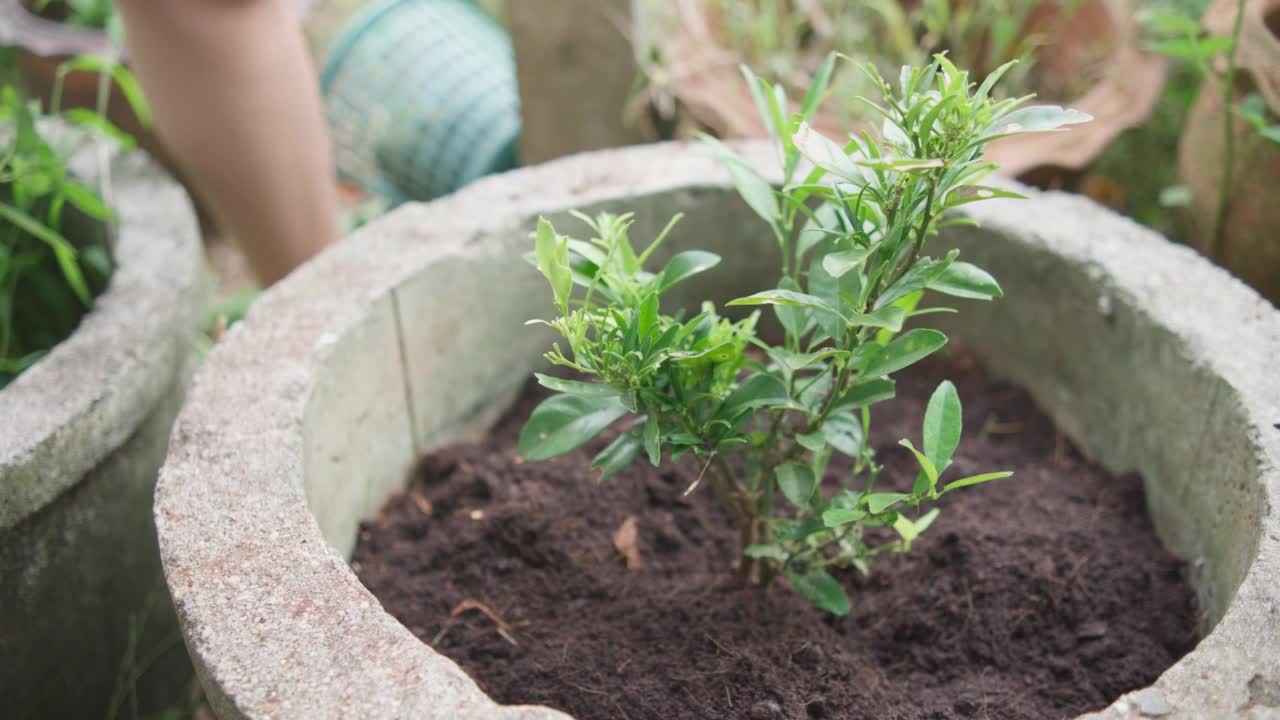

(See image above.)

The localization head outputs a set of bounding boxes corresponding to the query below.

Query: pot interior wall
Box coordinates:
[300,184,1255,630]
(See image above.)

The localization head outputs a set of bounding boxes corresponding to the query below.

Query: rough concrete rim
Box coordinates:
[0,138,204,529]
[157,141,1280,719]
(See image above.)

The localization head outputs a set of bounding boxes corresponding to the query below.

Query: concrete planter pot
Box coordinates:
[158,142,1280,719]
[0,146,206,717]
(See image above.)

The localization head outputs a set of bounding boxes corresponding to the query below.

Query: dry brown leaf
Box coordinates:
[613,515,642,571]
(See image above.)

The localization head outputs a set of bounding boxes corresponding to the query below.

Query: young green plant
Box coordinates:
[0,50,147,385]
[520,54,1089,614]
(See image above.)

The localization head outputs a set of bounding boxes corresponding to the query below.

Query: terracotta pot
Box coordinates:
[651,0,1167,188]
[1177,0,1280,304]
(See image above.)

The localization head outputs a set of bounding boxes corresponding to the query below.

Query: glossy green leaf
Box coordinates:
[768,347,847,373]
[592,431,641,481]
[861,329,947,378]
[847,305,907,332]
[700,134,779,226]
[535,374,620,398]
[643,414,661,466]
[796,431,826,452]
[942,471,1014,493]
[792,121,867,184]
[986,105,1092,138]
[659,250,721,292]
[722,373,789,416]
[534,218,572,309]
[0,202,88,303]
[797,201,842,259]
[929,262,1003,300]
[822,412,864,457]
[835,378,896,411]
[865,492,910,514]
[821,247,873,278]
[773,276,808,340]
[519,393,628,461]
[744,544,789,562]
[898,438,939,491]
[785,569,850,616]
[727,289,845,321]
[799,52,837,119]
[61,108,135,150]
[776,462,817,507]
[922,380,962,471]
[822,507,867,527]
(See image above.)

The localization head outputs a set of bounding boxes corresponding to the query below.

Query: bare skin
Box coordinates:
[113,0,338,285]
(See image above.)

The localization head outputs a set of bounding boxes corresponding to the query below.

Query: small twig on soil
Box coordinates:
[409,492,433,517]
[704,633,740,657]
[431,599,518,647]
[1053,428,1069,467]
[211,314,228,343]
[978,414,1023,440]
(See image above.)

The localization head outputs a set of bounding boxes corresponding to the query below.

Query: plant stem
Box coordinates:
[1209,0,1248,261]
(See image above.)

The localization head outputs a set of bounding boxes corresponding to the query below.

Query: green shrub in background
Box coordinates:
[0,49,146,387]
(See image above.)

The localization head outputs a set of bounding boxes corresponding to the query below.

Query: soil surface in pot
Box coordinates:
[353,351,1197,720]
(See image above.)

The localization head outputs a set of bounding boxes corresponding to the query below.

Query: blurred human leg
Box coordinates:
[114,0,339,284]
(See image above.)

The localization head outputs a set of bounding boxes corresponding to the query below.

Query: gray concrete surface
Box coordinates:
[158,141,1280,719]
[0,141,206,717]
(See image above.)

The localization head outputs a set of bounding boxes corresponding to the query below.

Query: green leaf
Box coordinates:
[659,250,721,292]
[944,185,1026,209]
[776,462,817,507]
[773,276,808,340]
[876,254,955,309]
[728,162,778,228]
[847,305,907,332]
[519,393,628,461]
[701,135,779,226]
[822,507,867,527]
[727,289,846,321]
[832,378,896,411]
[821,247,873,278]
[797,201,841,259]
[667,340,737,364]
[942,471,1013,493]
[929,262,1003,300]
[59,55,152,127]
[785,569,850,616]
[860,328,947,378]
[643,414,661,466]
[822,412,864,457]
[986,105,1093,138]
[0,201,89,303]
[768,347,847,373]
[535,374,621,398]
[792,121,868,184]
[796,431,826,452]
[892,514,919,548]
[799,52,837,120]
[592,432,642,481]
[922,380,962,472]
[865,492,910,514]
[744,544,789,562]
[898,438,939,492]
[59,180,116,222]
[914,507,940,534]
[61,108,135,150]
[722,373,789,416]
[534,218,572,309]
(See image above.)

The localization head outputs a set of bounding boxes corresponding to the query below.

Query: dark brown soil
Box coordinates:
[353,351,1197,720]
